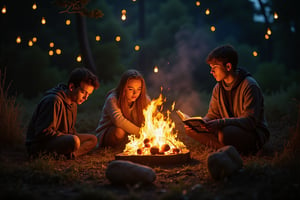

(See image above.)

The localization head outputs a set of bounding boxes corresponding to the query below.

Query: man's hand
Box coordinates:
[205,119,225,132]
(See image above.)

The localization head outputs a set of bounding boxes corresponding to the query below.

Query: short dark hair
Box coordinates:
[206,44,238,70]
[68,67,100,89]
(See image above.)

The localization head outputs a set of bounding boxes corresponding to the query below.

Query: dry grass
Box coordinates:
[0,69,24,150]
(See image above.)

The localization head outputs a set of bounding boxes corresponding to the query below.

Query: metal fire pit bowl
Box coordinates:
[115,149,191,166]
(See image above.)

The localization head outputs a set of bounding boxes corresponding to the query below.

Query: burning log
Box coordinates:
[150,146,159,155]
[161,144,170,152]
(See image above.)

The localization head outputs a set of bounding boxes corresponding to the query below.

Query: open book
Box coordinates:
[176,110,208,133]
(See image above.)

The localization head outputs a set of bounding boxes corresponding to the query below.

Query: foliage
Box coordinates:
[0,69,24,150]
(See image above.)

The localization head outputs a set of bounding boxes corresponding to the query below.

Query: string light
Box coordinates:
[76,55,82,62]
[32,37,37,43]
[56,49,61,55]
[16,36,21,44]
[49,50,54,56]
[273,12,278,19]
[121,9,127,21]
[267,28,272,35]
[41,17,46,24]
[195,1,200,7]
[49,42,54,48]
[32,3,37,10]
[65,19,71,25]
[205,8,210,15]
[115,36,121,42]
[28,40,33,46]
[252,51,258,57]
[210,26,216,32]
[134,45,140,51]
[95,35,101,42]
[264,34,269,40]
[1,5,6,14]
[154,66,159,73]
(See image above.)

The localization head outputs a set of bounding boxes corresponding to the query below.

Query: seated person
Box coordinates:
[184,44,270,155]
[26,67,100,159]
[96,69,150,150]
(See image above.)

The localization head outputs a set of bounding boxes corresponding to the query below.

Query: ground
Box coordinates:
[0,121,300,200]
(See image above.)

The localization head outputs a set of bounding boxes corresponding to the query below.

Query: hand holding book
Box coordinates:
[176,110,209,133]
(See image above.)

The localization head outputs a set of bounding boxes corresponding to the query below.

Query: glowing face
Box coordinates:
[209,61,227,82]
[70,82,94,105]
[125,79,142,104]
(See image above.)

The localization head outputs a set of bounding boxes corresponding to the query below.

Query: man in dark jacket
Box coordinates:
[26,67,100,159]
[184,44,270,154]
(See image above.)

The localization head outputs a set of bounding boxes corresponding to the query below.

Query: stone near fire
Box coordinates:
[207,145,243,180]
[106,160,156,185]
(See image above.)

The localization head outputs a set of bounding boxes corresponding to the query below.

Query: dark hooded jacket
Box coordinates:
[204,68,270,146]
[26,84,77,145]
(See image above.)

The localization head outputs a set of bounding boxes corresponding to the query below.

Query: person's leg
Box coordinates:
[185,129,223,149]
[102,127,128,149]
[28,134,79,158]
[219,126,258,154]
[75,133,98,156]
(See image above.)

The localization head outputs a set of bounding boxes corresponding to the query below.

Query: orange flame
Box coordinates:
[123,94,187,155]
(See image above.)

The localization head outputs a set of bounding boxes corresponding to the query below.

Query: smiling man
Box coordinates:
[26,67,100,159]
[184,44,270,155]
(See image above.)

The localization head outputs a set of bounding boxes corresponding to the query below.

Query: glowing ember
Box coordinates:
[123,94,187,156]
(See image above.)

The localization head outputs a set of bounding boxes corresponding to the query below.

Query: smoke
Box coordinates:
[147,28,215,116]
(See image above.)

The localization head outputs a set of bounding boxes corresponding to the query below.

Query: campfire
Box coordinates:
[115,94,190,165]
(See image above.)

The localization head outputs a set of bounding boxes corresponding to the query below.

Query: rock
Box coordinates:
[207,145,243,180]
[106,160,156,185]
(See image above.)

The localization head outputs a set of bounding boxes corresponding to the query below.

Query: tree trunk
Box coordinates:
[76,14,97,73]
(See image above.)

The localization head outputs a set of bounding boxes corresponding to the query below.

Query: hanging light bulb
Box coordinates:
[1,5,6,14]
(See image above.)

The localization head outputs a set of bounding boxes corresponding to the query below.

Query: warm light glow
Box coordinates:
[28,40,33,46]
[32,3,37,10]
[132,0,136,2]
[41,17,46,24]
[154,66,159,73]
[1,6,6,14]
[49,42,54,48]
[95,35,101,41]
[115,36,121,42]
[16,36,21,44]
[56,49,61,55]
[49,50,54,56]
[121,9,127,21]
[76,55,82,62]
[32,37,37,42]
[267,28,272,35]
[205,8,210,15]
[134,45,140,51]
[123,94,187,155]
[252,51,258,57]
[274,12,278,19]
[265,34,269,40]
[195,1,200,6]
[210,26,216,32]
[65,19,71,25]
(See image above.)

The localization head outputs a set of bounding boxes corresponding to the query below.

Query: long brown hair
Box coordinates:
[115,69,149,126]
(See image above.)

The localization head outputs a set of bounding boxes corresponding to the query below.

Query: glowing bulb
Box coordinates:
[77,55,82,62]
[49,42,54,48]
[274,12,278,19]
[154,66,159,73]
[267,28,272,35]
[95,35,101,41]
[28,40,33,46]
[32,37,37,42]
[252,51,258,57]
[65,19,71,25]
[121,15,126,21]
[122,9,126,15]
[32,3,37,10]
[134,45,140,51]
[264,34,269,40]
[205,8,210,15]
[115,36,121,42]
[49,50,54,56]
[41,17,46,24]
[210,26,216,32]
[195,1,200,7]
[56,49,61,55]
[1,6,6,14]
[16,36,21,44]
